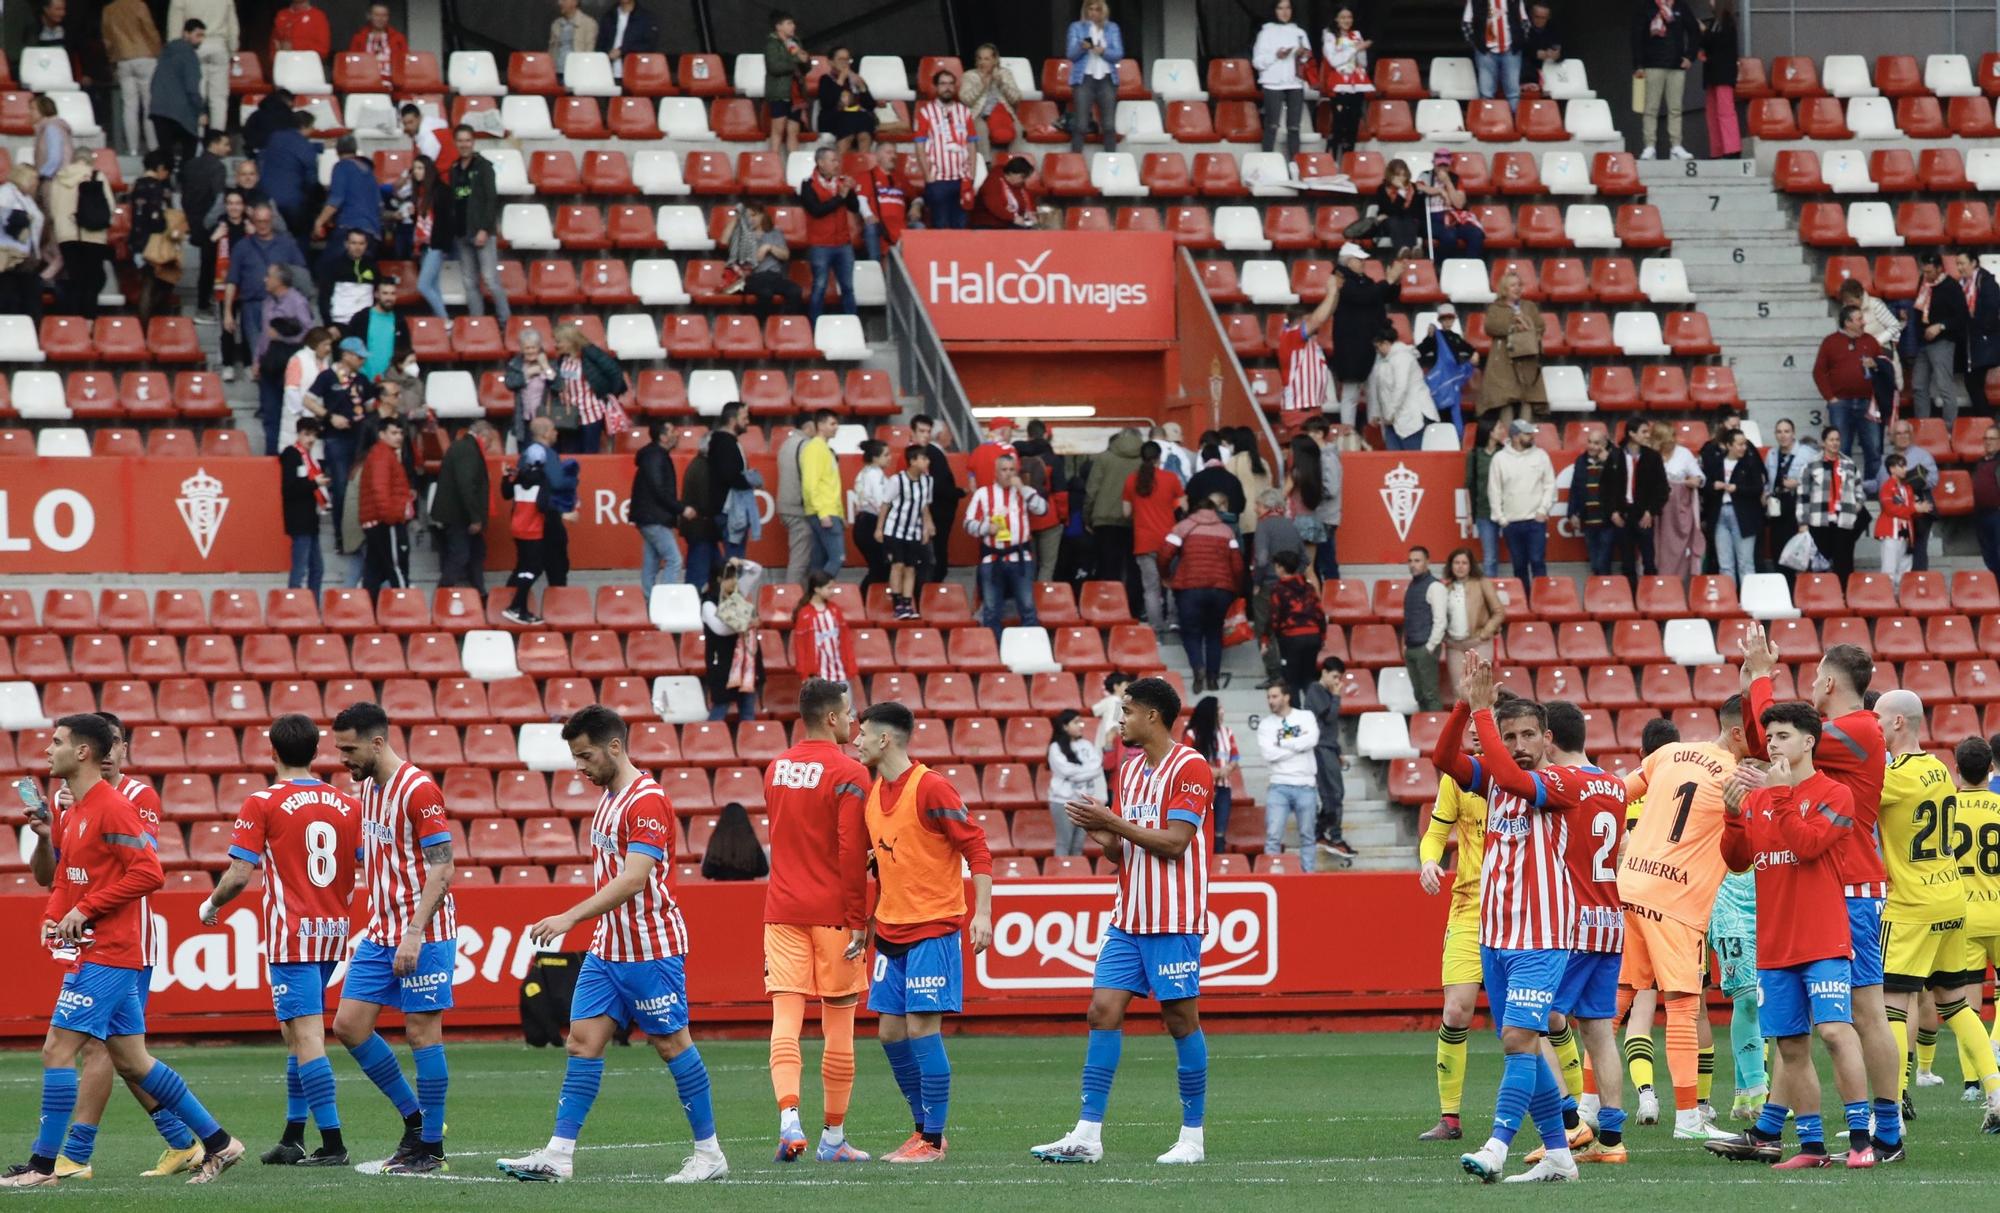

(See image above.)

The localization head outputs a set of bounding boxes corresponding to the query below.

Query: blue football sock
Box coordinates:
[1843,1100,1869,1133]
[138,1062,223,1147]
[910,1034,951,1137]
[1753,1102,1788,1141]
[411,1044,448,1144]
[1492,1052,1538,1147]
[1598,1107,1628,1135]
[1174,1031,1208,1129]
[299,1055,341,1131]
[881,1038,924,1127]
[554,1056,605,1141]
[1796,1112,1824,1150]
[33,1068,77,1160]
[667,1047,715,1142]
[59,1121,96,1164]
[345,1034,419,1118]
[286,1055,307,1126]
[1080,1029,1122,1124]
[1527,1051,1567,1149]
[1872,1096,1903,1145]
[150,1106,195,1150]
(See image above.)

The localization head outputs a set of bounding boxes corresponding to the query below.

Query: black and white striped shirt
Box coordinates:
[881,471,934,542]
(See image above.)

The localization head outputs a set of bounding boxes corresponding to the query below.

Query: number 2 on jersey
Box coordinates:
[1910,796,1955,862]
[1591,811,1619,881]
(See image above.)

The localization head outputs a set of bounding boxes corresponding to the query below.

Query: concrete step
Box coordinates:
[1699,300,1832,322]
[1638,159,1766,182]
[1675,247,1810,269]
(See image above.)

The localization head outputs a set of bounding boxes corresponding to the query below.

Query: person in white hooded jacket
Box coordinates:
[1256,681,1321,872]
[1369,327,1440,451]
[1251,0,1311,161]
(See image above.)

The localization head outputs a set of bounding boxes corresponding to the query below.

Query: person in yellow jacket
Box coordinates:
[1417,766,1486,1142]
[800,408,847,580]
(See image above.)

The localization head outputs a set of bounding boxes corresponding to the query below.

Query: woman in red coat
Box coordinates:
[969,156,1037,229]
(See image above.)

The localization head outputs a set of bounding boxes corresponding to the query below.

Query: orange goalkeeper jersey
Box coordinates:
[1618,741,1739,931]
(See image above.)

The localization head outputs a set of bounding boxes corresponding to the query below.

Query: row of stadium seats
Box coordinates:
[1744,94,2000,141]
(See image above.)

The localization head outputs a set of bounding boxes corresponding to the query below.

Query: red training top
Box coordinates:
[763,740,873,931]
[1745,676,1889,897]
[1719,771,1856,968]
[48,780,164,970]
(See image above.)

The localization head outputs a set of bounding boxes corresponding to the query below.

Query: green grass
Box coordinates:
[4,1031,1996,1209]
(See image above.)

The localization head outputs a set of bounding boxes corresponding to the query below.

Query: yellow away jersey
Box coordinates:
[1952,787,2000,937]
[1880,753,1966,925]
[1421,773,1486,918]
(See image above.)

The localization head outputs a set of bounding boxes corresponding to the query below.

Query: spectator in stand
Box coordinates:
[1304,657,1349,854]
[1565,429,1624,575]
[1014,424,1066,578]
[907,414,959,580]
[1091,671,1136,771]
[1252,1,1311,162]
[914,71,976,230]
[1124,441,1187,635]
[103,0,162,156]
[701,803,770,881]
[1522,2,1564,91]
[1813,304,1886,483]
[500,416,575,624]
[1084,426,1144,598]
[1973,425,2000,577]
[1838,277,1903,427]
[1048,709,1106,857]
[968,417,1018,488]
[1267,549,1325,699]
[1763,417,1803,560]
[854,143,907,260]
[446,124,508,326]
[631,418,683,596]
[301,332,367,517]
[1439,548,1504,700]
[315,135,382,281]
[959,43,1022,148]
[1153,422,1196,480]
[357,278,404,379]
[208,157,283,233]
[1699,0,1740,158]
[127,149,180,325]
[701,558,763,721]
[552,321,627,454]
[594,0,659,84]
[1283,430,1328,581]
[1462,0,1530,104]
[347,3,405,90]
[792,570,859,687]
[182,129,227,319]
[0,166,44,319]
[1489,419,1555,588]
[1164,492,1243,694]
[1871,419,1939,569]
[280,414,330,593]
[357,418,415,592]
[1616,418,1668,582]
[399,103,448,171]
[799,147,860,326]
[1402,546,1448,713]
[851,439,893,594]
[46,147,107,319]
[800,409,847,579]
[1369,327,1440,451]
[261,265,317,439]
[1184,446,1246,526]
[502,327,555,450]
[774,410,813,586]
[1651,419,1706,576]
[208,191,255,377]
[31,94,74,209]
[1275,288,1335,427]
[1955,249,2000,413]
[706,404,757,568]
[1330,243,1412,428]
[1421,152,1485,260]
[548,0,598,78]
[270,0,329,58]
[1227,426,1273,536]
[1875,453,1920,579]
[240,88,293,155]
[680,440,718,594]
[1465,416,1506,575]
[1706,427,1767,585]
[321,227,378,328]
[818,47,878,154]
[1257,682,1320,872]
[258,109,320,238]
[167,0,237,138]
[728,203,806,322]
[433,420,492,593]
[1632,0,1699,161]
[1251,489,1304,684]
[763,11,810,158]
[1694,408,1742,548]
[1065,1,1123,156]
[970,155,1036,229]
[1182,699,1237,848]
[881,444,935,619]
[1797,425,1865,579]
[1912,253,1967,426]
[1310,418,1344,577]
[965,453,1048,637]
[1320,6,1373,161]
[1373,158,1426,255]
[1479,270,1546,426]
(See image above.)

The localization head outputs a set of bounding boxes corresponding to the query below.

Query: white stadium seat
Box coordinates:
[17,47,75,92]
[499,204,559,250]
[499,95,557,139]
[814,316,869,360]
[1846,96,1901,140]
[631,259,692,306]
[1740,573,1802,620]
[1415,99,1471,141]
[651,676,709,724]
[517,724,569,772]
[657,98,714,139]
[1563,98,1617,141]
[462,630,521,681]
[424,371,481,419]
[1612,312,1671,356]
[562,52,619,97]
[343,93,398,134]
[1357,712,1419,760]
[482,148,532,196]
[1847,201,1902,247]
[12,370,67,417]
[657,205,714,250]
[1539,59,1593,100]
[1429,57,1477,101]
[49,91,99,138]
[859,55,915,101]
[1563,203,1617,248]
[0,317,45,362]
[632,150,692,196]
[607,314,667,361]
[1541,152,1594,195]
[1639,258,1694,303]
[1821,148,1877,194]
[1543,365,1592,412]
[1440,258,1496,305]
[36,428,89,457]
[1089,152,1147,196]
[0,681,49,731]
[1001,56,1043,100]
[1966,149,2000,192]
[1377,667,1418,715]
[732,53,767,99]
[1238,152,1292,196]
[1420,423,1462,451]
[1115,100,1170,143]
[688,371,740,415]
[1001,627,1060,674]
[850,260,887,307]
[648,585,703,632]
[1239,260,1298,306]
[1213,205,1271,250]
[272,51,330,94]
[1926,54,1978,98]
[1664,619,1725,666]
[1821,54,1876,98]
[784,150,817,191]
[448,50,507,95]
[1149,58,1205,100]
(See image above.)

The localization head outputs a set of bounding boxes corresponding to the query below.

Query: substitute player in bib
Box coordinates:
[1,716,244,1189]
[1741,632,1904,1156]
[498,706,727,1184]
[329,702,456,1175]
[1708,702,1874,1169]
[856,701,993,1164]
[30,712,201,1180]
[763,678,874,1163]
[1948,738,2000,1111]
[1429,658,1579,1184]
[1416,753,1486,1142]
[1032,676,1214,1166]
[1615,696,1751,1140]
[1875,692,2000,1132]
[201,714,361,1166]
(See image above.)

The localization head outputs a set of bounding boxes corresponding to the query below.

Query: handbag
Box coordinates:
[1505,328,1538,359]
[1778,529,1819,572]
[1221,598,1253,647]
[602,396,633,437]
[986,105,1017,145]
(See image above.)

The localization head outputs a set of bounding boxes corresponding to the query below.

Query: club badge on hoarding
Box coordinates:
[176,467,228,558]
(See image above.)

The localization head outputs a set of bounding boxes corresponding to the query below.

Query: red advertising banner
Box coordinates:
[900,231,1178,343]
[1334,451,1587,567]
[0,875,1447,1038]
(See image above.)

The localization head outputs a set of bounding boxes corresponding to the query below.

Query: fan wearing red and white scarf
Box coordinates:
[296,438,329,511]
[1648,0,1676,37]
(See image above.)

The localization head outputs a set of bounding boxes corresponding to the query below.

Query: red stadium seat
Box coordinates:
[507,52,561,95]
[1207,57,1258,99]
[529,149,581,193]
[1374,58,1425,99]
[1591,152,1643,195]
[608,96,662,140]
[1948,95,1998,137]
[1747,98,1800,140]
[1140,152,1193,194]
[1589,258,1642,303]
[1164,100,1214,142]
[1367,100,1416,141]
[1467,99,1518,141]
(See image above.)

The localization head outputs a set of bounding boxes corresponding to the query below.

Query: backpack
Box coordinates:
[74,172,112,232]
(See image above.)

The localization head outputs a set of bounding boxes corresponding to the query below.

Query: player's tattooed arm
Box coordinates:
[396,840,456,975]
[201,858,259,924]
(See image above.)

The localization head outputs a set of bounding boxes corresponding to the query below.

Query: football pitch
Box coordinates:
[4,1030,1997,1209]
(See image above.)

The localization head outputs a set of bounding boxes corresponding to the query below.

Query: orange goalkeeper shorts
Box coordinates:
[1617,906,1705,996]
[764,923,869,998]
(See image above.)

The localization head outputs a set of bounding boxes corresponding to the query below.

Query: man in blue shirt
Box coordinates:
[223,202,310,448]
[257,109,322,239]
[314,134,382,298]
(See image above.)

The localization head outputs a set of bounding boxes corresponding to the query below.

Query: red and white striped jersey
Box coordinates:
[961,483,1047,562]
[230,779,362,963]
[1544,765,1629,954]
[1470,763,1576,951]
[588,773,689,961]
[1279,323,1327,413]
[913,100,975,180]
[54,774,162,965]
[358,762,457,946]
[1110,743,1213,935]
